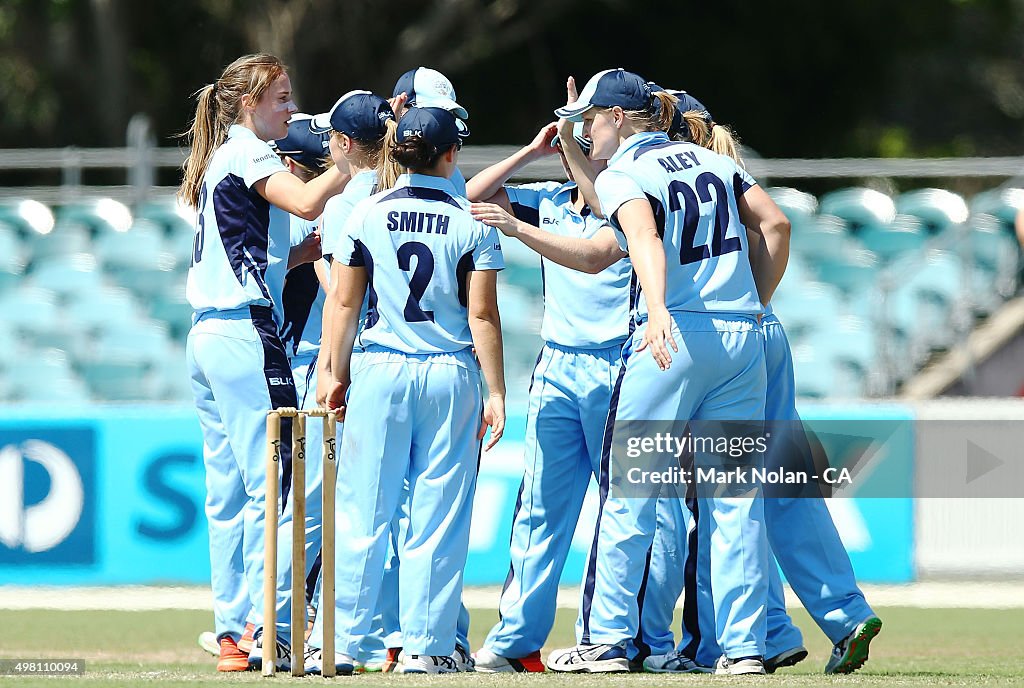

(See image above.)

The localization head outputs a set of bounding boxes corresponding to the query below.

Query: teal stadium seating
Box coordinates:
[0,188,1020,402]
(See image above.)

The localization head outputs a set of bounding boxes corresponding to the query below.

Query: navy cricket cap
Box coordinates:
[397,107,462,150]
[392,67,469,120]
[271,114,330,170]
[555,69,652,122]
[310,90,395,140]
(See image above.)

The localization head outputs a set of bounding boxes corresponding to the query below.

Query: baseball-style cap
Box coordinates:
[310,90,395,140]
[271,114,330,170]
[392,67,470,120]
[554,69,652,122]
[397,107,462,150]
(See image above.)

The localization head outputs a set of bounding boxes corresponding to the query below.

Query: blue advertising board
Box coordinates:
[0,403,915,586]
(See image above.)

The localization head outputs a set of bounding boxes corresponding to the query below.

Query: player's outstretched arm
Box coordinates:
[470,202,625,273]
[325,263,368,418]
[556,76,604,217]
[739,184,791,306]
[467,269,506,451]
[256,165,350,221]
[465,122,559,208]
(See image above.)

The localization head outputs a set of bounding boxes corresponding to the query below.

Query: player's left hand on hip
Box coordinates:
[636,307,678,371]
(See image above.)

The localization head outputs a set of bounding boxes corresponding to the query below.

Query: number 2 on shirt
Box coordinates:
[397,241,435,322]
[668,171,741,265]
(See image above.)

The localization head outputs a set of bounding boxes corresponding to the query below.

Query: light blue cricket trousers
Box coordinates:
[676,314,876,664]
[760,315,875,644]
[578,312,769,659]
[318,346,482,658]
[484,341,626,658]
[187,305,297,640]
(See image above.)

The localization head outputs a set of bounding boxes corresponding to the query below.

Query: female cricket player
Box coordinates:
[534,68,789,675]
[180,53,346,672]
[306,106,506,675]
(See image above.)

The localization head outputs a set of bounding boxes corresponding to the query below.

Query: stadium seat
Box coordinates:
[65,287,145,332]
[766,187,818,230]
[818,187,896,232]
[0,287,63,342]
[57,198,133,234]
[27,220,93,260]
[148,283,193,340]
[135,197,196,235]
[968,213,1019,298]
[856,214,927,262]
[28,253,106,300]
[790,344,836,399]
[814,249,879,295]
[94,219,175,296]
[4,349,91,403]
[896,188,969,236]
[790,214,854,262]
[0,199,55,235]
[770,281,843,340]
[969,186,1024,228]
[0,221,28,292]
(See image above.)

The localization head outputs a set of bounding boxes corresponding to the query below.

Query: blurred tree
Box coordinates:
[0,0,1022,160]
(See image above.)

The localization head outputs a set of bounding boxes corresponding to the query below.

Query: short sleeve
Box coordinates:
[505,182,563,226]
[734,165,757,196]
[470,223,505,271]
[333,198,372,268]
[595,168,645,232]
[241,138,288,188]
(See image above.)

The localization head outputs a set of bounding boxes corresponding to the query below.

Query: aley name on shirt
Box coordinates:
[657,150,703,174]
[386,210,451,235]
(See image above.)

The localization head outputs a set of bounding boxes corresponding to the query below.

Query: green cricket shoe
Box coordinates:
[825,616,882,674]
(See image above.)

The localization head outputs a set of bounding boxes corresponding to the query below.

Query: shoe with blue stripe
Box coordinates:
[547,643,629,673]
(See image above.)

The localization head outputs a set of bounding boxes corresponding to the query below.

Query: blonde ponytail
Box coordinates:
[375,118,402,191]
[707,123,742,166]
[178,53,287,208]
[623,90,678,133]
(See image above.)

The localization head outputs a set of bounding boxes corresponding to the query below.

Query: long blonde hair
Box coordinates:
[333,118,403,193]
[682,112,742,165]
[179,53,287,208]
[621,91,678,134]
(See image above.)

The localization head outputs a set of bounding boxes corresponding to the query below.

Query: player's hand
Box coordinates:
[479,394,505,451]
[557,76,579,139]
[524,122,559,160]
[636,306,678,371]
[291,228,322,266]
[471,202,521,237]
[325,379,348,422]
[388,92,409,118]
[315,364,331,406]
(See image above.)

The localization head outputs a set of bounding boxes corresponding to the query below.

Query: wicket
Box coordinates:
[264,407,338,677]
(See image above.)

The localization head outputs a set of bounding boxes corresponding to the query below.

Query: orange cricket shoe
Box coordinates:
[217,635,251,672]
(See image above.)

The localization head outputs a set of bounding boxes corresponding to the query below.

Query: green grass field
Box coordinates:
[2,606,1023,686]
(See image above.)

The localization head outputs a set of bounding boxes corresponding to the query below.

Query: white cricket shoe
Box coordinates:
[303,647,355,675]
[546,644,630,673]
[401,654,459,674]
[247,628,291,672]
[714,655,766,675]
[197,631,219,657]
[643,650,713,673]
[451,644,475,672]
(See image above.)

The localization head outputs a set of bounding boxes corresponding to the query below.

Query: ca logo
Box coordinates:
[0,441,84,553]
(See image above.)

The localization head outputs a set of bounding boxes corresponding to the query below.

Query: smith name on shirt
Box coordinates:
[386,210,451,235]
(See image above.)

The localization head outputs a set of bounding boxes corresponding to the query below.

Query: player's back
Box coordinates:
[598,133,760,318]
[336,173,504,355]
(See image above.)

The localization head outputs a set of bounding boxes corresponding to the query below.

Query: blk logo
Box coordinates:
[0,430,96,564]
